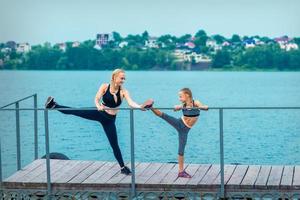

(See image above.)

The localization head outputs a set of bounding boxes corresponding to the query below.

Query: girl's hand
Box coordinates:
[174,105,182,111]
[203,105,209,111]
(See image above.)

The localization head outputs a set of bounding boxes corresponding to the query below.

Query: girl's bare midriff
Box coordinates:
[182,116,198,128]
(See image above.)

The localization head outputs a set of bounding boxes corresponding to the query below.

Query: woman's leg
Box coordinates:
[55,104,102,122]
[101,120,125,168]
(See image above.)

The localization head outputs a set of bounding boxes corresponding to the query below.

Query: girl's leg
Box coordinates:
[101,120,125,168]
[178,155,184,172]
[55,104,101,122]
[150,108,163,117]
[178,131,188,172]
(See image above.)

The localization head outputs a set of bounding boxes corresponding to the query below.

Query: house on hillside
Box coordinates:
[72,41,81,48]
[57,43,66,52]
[243,38,256,48]
[94,33,114,49]
[145,37,159,48]
[16,43,31,53]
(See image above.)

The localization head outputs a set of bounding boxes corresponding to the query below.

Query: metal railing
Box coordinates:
[0,94,38,175]
[0,94,300,199]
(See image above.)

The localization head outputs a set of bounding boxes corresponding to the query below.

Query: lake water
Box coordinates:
[0,71,300,179]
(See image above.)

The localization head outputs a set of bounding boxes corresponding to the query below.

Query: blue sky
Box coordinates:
[0,0,299,44]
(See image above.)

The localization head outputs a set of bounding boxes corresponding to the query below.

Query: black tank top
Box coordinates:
[102,84,122,108]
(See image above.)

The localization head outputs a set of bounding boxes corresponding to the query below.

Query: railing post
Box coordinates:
[34,94,38,160]
[44,109,51,200]
[130,109,136,198]
[15,102,21,170]
[0,136,2,184]
[219,109,225,198]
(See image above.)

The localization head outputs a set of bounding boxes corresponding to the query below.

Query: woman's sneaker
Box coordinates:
[178,170,192,178]
[121,166,132,175]
[142,99,154,109]
[45,96,56,109]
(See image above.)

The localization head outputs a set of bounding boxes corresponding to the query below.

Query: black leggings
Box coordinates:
[55,104,125,168]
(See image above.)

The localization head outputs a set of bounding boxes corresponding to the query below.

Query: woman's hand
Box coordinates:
[96,104,104,111]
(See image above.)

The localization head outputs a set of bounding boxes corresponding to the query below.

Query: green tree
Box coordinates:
[212,50,231,68]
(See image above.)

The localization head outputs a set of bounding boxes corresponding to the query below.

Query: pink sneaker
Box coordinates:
[178,170,192,178]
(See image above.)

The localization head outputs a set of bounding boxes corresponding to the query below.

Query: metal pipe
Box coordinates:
[130,109,136,198]
[15,102,21,170]
[0,136,2,184]
[219,109,225,198]
[34,94,38,160]
[0,94,36,109]
[1,106,300,111]
[44,109,51,200]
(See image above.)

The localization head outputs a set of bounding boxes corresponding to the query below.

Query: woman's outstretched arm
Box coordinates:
[122,89,143,109]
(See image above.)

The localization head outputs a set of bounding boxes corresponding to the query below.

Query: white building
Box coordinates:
[57,43,66,52]
[285,43,299,51]
[145,37,159,48]
[95,33,114,49]
[119,41,128,48]
[206,39,222,51]
[72,41,81,48]
[16,43,31,53]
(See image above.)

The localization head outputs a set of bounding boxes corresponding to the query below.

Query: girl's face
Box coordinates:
[114,72,126,86]
[178,91,190,103]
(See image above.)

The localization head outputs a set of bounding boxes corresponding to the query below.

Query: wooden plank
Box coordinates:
[106,162,137,184]
[280,166,294,189]
[55,161,94,183]
[254,165,271,189]
[83,162,116,184]
[50,160,82,183]
[187,164,211,185]
[30,159,67,182]
[241,165,260,188]
[22,159,62,182]
[174,164,200,185]
[226,165,248,189]
[68,161,105,183]
[199,164,220,185]
[93,162,121,183]
[120,162,151,184]
[267,165,283,188]
[4,159,44,182]
[146,163,174,184]
[136,163,163,184]
[293,166,300,187]
[160,164,179,184]
[213,164,236,185]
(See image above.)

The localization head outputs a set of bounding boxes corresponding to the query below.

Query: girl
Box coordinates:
[149,88,208,178]
[45,69,153,175]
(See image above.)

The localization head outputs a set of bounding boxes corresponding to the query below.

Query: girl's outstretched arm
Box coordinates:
[194,100,209,110]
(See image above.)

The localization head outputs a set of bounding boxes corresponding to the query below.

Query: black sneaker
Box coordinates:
[121,166,131,175]
[45,96,56,109]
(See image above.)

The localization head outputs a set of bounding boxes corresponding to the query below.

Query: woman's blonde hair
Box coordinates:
[180,88,193,99]
[111,68,125,88]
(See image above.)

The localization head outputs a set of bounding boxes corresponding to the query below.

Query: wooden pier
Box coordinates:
[2,159,300,193]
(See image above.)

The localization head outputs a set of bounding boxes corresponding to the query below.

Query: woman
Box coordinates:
[45,69,153,175]
[149,88,208,178]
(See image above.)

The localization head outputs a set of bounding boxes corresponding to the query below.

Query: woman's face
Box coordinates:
[114,72,126,86]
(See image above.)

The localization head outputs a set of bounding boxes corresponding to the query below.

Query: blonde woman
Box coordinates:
[149,88,208,178]
[45,69,153,175]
